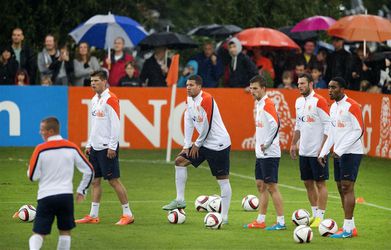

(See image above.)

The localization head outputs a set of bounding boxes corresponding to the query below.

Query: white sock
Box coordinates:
[317,209,325,220]
[256,214,266,223]
[352,217,356,229]
[29,234,43,250]
[343,219,353,233]
[311,206,318,218]
[90,202,100,218]
[175,166,187,202]
[218,179,232,221]
[277,216,285,225]
[122,203,133,216]
[57,235,71,250]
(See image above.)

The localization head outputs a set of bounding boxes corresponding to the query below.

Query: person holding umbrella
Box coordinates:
[140,47,171,86]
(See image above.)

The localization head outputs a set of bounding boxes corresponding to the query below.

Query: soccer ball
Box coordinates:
[292,209,310,226]
[318,219,338,236]
[167,209,186,224]
[293,225,313,243]
[17,205,36,222]
[204,212,222,229]
[241,195,259,211]
[207,196,222,213]
[194,195,209,212]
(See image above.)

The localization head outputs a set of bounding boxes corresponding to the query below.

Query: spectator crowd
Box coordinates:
[1,27,390,94]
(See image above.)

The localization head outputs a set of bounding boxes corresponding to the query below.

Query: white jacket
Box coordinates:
[255,95,281,158]
[319,95,364,157]
[295,91,330,157]
[184,91,231,151]
[28,135,94,200]
[87,88,120,151]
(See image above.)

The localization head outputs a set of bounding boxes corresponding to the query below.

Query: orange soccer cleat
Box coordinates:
[336,227,358,237]
[115,215,134,225]
[75,215,100,224]
[243,220,266,229]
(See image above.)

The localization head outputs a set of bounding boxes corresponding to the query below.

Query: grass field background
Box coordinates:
[1,148,390,249]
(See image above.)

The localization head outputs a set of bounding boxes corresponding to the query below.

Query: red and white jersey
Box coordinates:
[86,88,120,151]
[28,135,94,200]
[295,91,330,157]
[255,95,281,158]
[184,91,231,151]
[319,95,364,157]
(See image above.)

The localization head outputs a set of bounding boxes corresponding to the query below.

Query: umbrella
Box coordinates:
[235,27,300,49]
[210,25,242,36]
[69,12,147,50]
[187,24,221,36]
[138,32,198,50]
[278,26,318,43]
[188,24,242,37]
[328,14,391,42]
[291,15,336,32]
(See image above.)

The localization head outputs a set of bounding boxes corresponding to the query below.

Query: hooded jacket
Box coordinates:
[177,60,198,87]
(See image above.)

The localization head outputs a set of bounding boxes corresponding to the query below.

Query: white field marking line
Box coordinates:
[0,200,341,204]
[4,158,391,211]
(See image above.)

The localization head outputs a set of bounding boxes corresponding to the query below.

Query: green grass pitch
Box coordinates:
[1,148,390,249]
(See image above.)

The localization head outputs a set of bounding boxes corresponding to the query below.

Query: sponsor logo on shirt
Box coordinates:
[92,110,105,117]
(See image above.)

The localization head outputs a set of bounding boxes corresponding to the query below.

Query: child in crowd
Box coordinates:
[278,70,296,89]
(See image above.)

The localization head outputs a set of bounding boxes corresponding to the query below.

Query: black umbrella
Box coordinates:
[187,24,221,36]
[139,32,198,50]
[278,26,318,43]
[210,25,242,36]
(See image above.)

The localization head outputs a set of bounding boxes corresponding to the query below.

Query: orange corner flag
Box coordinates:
[166,54,180,86]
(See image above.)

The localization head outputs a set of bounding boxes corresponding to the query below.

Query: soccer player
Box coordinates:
[290,73,330,228]
[162,75,232,224]
[75,70,134,225]
[244,75,286,230]
[27,117,94,250]
[318,77,364,238]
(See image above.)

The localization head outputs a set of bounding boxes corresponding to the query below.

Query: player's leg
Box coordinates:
[216,175,231,224]
[29,234,44,250]
[300,156,318,219]
[334,157,344,208]
[310,157,329,227]
[55,194,75,249]
[57,231,71,250]
[30,196,55,249]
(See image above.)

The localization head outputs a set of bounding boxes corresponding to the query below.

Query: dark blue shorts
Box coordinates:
[334,154,362,182]
[255,158,280,183]
[180,146,230,177]
[33,194,75,235]
[299,156,329,181]
[89,147,120,180]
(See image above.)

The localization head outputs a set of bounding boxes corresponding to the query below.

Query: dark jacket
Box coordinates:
[228,53,258,88]
[119,75,141,87]
[192,52,223,87]
[140,56,171,87]
[49,56,74,85]
[10,44,36,85]
[325,48,352,84]
[0,58,18,85]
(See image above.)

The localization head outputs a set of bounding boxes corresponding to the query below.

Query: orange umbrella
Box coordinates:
[235,27,300,49]
[328,14,391,42]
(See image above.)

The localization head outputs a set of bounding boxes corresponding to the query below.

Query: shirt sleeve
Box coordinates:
[107,97,120,150]
[194,97,214,148]
[183,108,194,149]
[294,101,301,131]
[263,101,279,148]
[27,146,41,181]
[319,126,334,158]
[73,147,94,196]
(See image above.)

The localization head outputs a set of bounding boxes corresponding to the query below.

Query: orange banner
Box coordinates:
[68,87,390,159]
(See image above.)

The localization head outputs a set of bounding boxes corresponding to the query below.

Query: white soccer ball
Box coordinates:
[293,225,313,243]
[292,209,310,226]
[207,196,222,213]
[194,195,209,212]
[18,205,36,222]
[204,212,222,229]
[241,195,259,211]
[167,209,186,224]
[318,219,338,236]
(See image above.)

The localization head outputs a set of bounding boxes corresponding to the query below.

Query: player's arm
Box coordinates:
[73,147,94,200]
[334,104,364,156]
[107,97,120,158]
[183,108,194,149]
[290,101,301,159]
[194,105,211,148]
[263,111,279,150]
[318,124,335,166]
[27,147,41,181]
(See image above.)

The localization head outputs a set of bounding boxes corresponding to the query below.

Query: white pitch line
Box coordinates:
[3,158,391,211]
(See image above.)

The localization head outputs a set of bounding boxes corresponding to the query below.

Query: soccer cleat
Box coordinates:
[75,215,100,224]
[336,227,358,237]
[265,222,287,230]
[330,230,352,239]
[115,215,134,225]
[309,216,315,225]
[222,219,229,225]
[243,220,266,229]
[12,211,19,218]
[162,200,186,211]
[310,217,321,228]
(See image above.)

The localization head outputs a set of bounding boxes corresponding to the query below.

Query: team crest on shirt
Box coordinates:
[337,120,345,128]
[308,105,312,111]
[197,115,204,123]
[255,121,264,128]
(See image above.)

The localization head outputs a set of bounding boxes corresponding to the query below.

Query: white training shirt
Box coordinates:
[184,90,231,151]
[86,88,120,151]
[319,95,364,157]
[28,135,94,200]
[295,91,330,157]
[255,95,281,158]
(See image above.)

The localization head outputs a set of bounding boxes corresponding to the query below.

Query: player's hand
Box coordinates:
[107,149,116,159]
[189,145,199,159]
[180,148,190,157]
[85,147,91,156]
[332,152,340,159]
[317,156,326,167]
[105,57,111,66]
[260,144,268,155]
[290,144,297,160]
[76,193,85,203]
[211,54,217,65]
